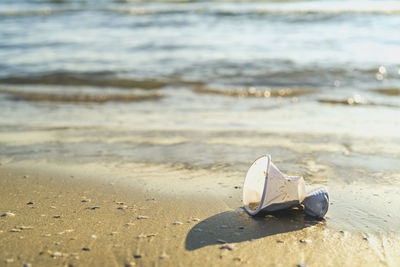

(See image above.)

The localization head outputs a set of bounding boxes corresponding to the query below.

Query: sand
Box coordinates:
[1,160,399,267]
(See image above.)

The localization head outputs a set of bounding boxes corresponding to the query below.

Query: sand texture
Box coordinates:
[1,160,399,267]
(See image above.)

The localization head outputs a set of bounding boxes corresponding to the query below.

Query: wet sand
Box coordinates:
[1,160,399,266]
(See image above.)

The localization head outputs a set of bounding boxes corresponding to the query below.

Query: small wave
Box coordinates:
[193,86,316,98]
[106,4,400,17]
[0,72,168,90]
[318,98,399,108]
[372,88,400,96]
[0,8,78,17]
[0,89,162,103]
[107,8,191,16]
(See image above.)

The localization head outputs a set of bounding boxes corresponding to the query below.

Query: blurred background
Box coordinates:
[0,0,400,176]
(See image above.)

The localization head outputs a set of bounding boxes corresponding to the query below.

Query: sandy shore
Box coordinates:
[1,160,399,267]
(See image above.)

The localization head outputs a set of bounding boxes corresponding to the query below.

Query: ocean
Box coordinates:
[0,0,400,232]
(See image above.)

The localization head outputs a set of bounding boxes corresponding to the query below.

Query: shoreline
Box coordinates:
[1,160,399,266]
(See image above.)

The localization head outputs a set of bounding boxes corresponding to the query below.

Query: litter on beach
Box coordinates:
[243,154,329,218]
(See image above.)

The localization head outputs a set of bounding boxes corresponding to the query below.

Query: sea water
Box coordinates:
[0,0,400,231]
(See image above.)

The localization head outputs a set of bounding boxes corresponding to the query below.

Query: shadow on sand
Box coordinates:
[185,207,321,250]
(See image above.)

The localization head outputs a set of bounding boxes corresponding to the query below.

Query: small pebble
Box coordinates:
[53,215,61,218]
[238,226,244,230]
[276,240,284,243]
[172,221,183,225]
[192,218,200,222]
[16,225,33,230]
[40,250,52,255]
[43,233,51,237]
[116,201,126,205]
[51,251,62,257]
[339,230,349,237]
[297,264,307,267]
[125,262,136,267]
[133,254,142,259]
[50,206,56,209]
[137,216,148,220]
[82,247,90,251]
[118,205,128,210]
[220,244,234,250]
[217,239,227,244]
[23,263,32,267]
[27,201,34,205]
[194,228,202,232]
[300,239,312,243]
[91,206,100,210]
[81,199,91,203]
[91,234,97,239]
[1,212,15,217]
[159,252,169,259]
[234,186,241,189]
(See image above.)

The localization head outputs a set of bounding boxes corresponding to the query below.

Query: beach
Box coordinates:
[1,159,399,267]
[1,119,400,266]
[1,0,400,265]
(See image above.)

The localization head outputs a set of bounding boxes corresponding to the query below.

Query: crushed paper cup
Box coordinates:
[242,154,329,218]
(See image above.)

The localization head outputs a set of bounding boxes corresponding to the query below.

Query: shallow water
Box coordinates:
[0,0,400,233]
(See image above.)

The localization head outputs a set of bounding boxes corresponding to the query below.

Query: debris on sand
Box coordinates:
[137,215,148,220]
[15,225,33,230]
[50,251,63,258]
[1,212,15,217]
[159,252,169,259]
[220,244,234,250]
